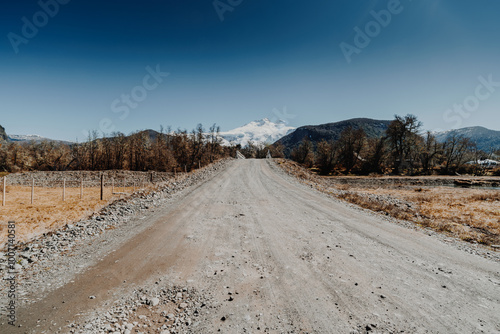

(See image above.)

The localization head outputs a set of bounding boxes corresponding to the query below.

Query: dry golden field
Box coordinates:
[338,184,500,245]
[276,159,500,246]
[0,184,137,246]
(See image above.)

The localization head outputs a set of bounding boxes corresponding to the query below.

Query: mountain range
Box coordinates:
[433,127,500,152]
[8,134,53,142]
[2,119,500,152]
[276,119,500,154]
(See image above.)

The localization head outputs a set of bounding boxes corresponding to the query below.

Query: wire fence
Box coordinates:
[1,171,173,206]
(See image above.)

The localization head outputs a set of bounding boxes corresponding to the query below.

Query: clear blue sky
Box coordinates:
[1,0,499,141]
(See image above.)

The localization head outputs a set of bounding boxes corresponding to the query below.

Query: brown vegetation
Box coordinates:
[0,124,232,173]
[276,158,500,246]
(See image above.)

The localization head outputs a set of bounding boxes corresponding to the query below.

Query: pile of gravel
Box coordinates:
[74,285,216,334]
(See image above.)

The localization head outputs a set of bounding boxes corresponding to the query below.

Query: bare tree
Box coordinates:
[419,131,441,175]
[269,142,285,158]
[442,134,474,174]
[361,137,387,174]
[291,137,314,167]
[337,127,366,174]
[315,140,336,175]
[386,114,422,174]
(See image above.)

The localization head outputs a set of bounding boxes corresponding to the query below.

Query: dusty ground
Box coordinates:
[1,159,500,333]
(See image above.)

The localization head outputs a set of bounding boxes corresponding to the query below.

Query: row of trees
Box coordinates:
[0,124,234,173]
[287,114,498,176]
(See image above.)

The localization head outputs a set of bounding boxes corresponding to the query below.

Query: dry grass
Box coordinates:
[276,159,500,246]
[0,185,137,246]
[353,186,500,245]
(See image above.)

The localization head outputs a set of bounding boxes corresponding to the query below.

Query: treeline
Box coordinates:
[285,114,500,176]
[237,141,286,160]
[0,124,234,173]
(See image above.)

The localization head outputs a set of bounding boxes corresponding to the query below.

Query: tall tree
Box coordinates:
[337,127,366,174]
[386,114,422,174]
[291,137,314,167]
[442,134,474,173]
[362,137,387,174]
[419,131,441,174]
[315,140,336,175]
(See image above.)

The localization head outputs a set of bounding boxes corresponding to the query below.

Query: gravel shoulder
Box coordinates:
[2,159,500,333]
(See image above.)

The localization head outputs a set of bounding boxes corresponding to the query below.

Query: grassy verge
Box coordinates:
[275,159,500,247]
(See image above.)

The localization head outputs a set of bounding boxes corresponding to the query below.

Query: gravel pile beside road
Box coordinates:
[0,159,231,309]
[75,285,216,334]
[5,170,176,187]
[325,175,500,188]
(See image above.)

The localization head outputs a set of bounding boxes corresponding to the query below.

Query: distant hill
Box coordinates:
[433,127,500,152]
[0,125,7,142]
[275,118,391,155]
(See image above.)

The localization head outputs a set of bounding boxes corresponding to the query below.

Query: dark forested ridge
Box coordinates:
[275,118,391,155]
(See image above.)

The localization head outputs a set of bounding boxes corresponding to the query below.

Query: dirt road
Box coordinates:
[3,159,500,333]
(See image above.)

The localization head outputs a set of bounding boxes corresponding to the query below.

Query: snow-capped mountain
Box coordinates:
[219,118,295,147]
[432,126,500,151]
[8,134,48,142]
[8,134,73,144]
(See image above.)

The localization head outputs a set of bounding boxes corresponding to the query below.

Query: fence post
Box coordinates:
[63,179,66,201]
[112,177,114,194]
[2,176,5,206]
[80,178,83,199]
[100,174,104,200]
[31,178,34,205]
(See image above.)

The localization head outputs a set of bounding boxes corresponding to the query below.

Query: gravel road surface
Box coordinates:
[2,159,499,333]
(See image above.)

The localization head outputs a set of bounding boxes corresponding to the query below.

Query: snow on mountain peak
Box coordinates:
[9,134,45,141]
[219,118,295,147]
